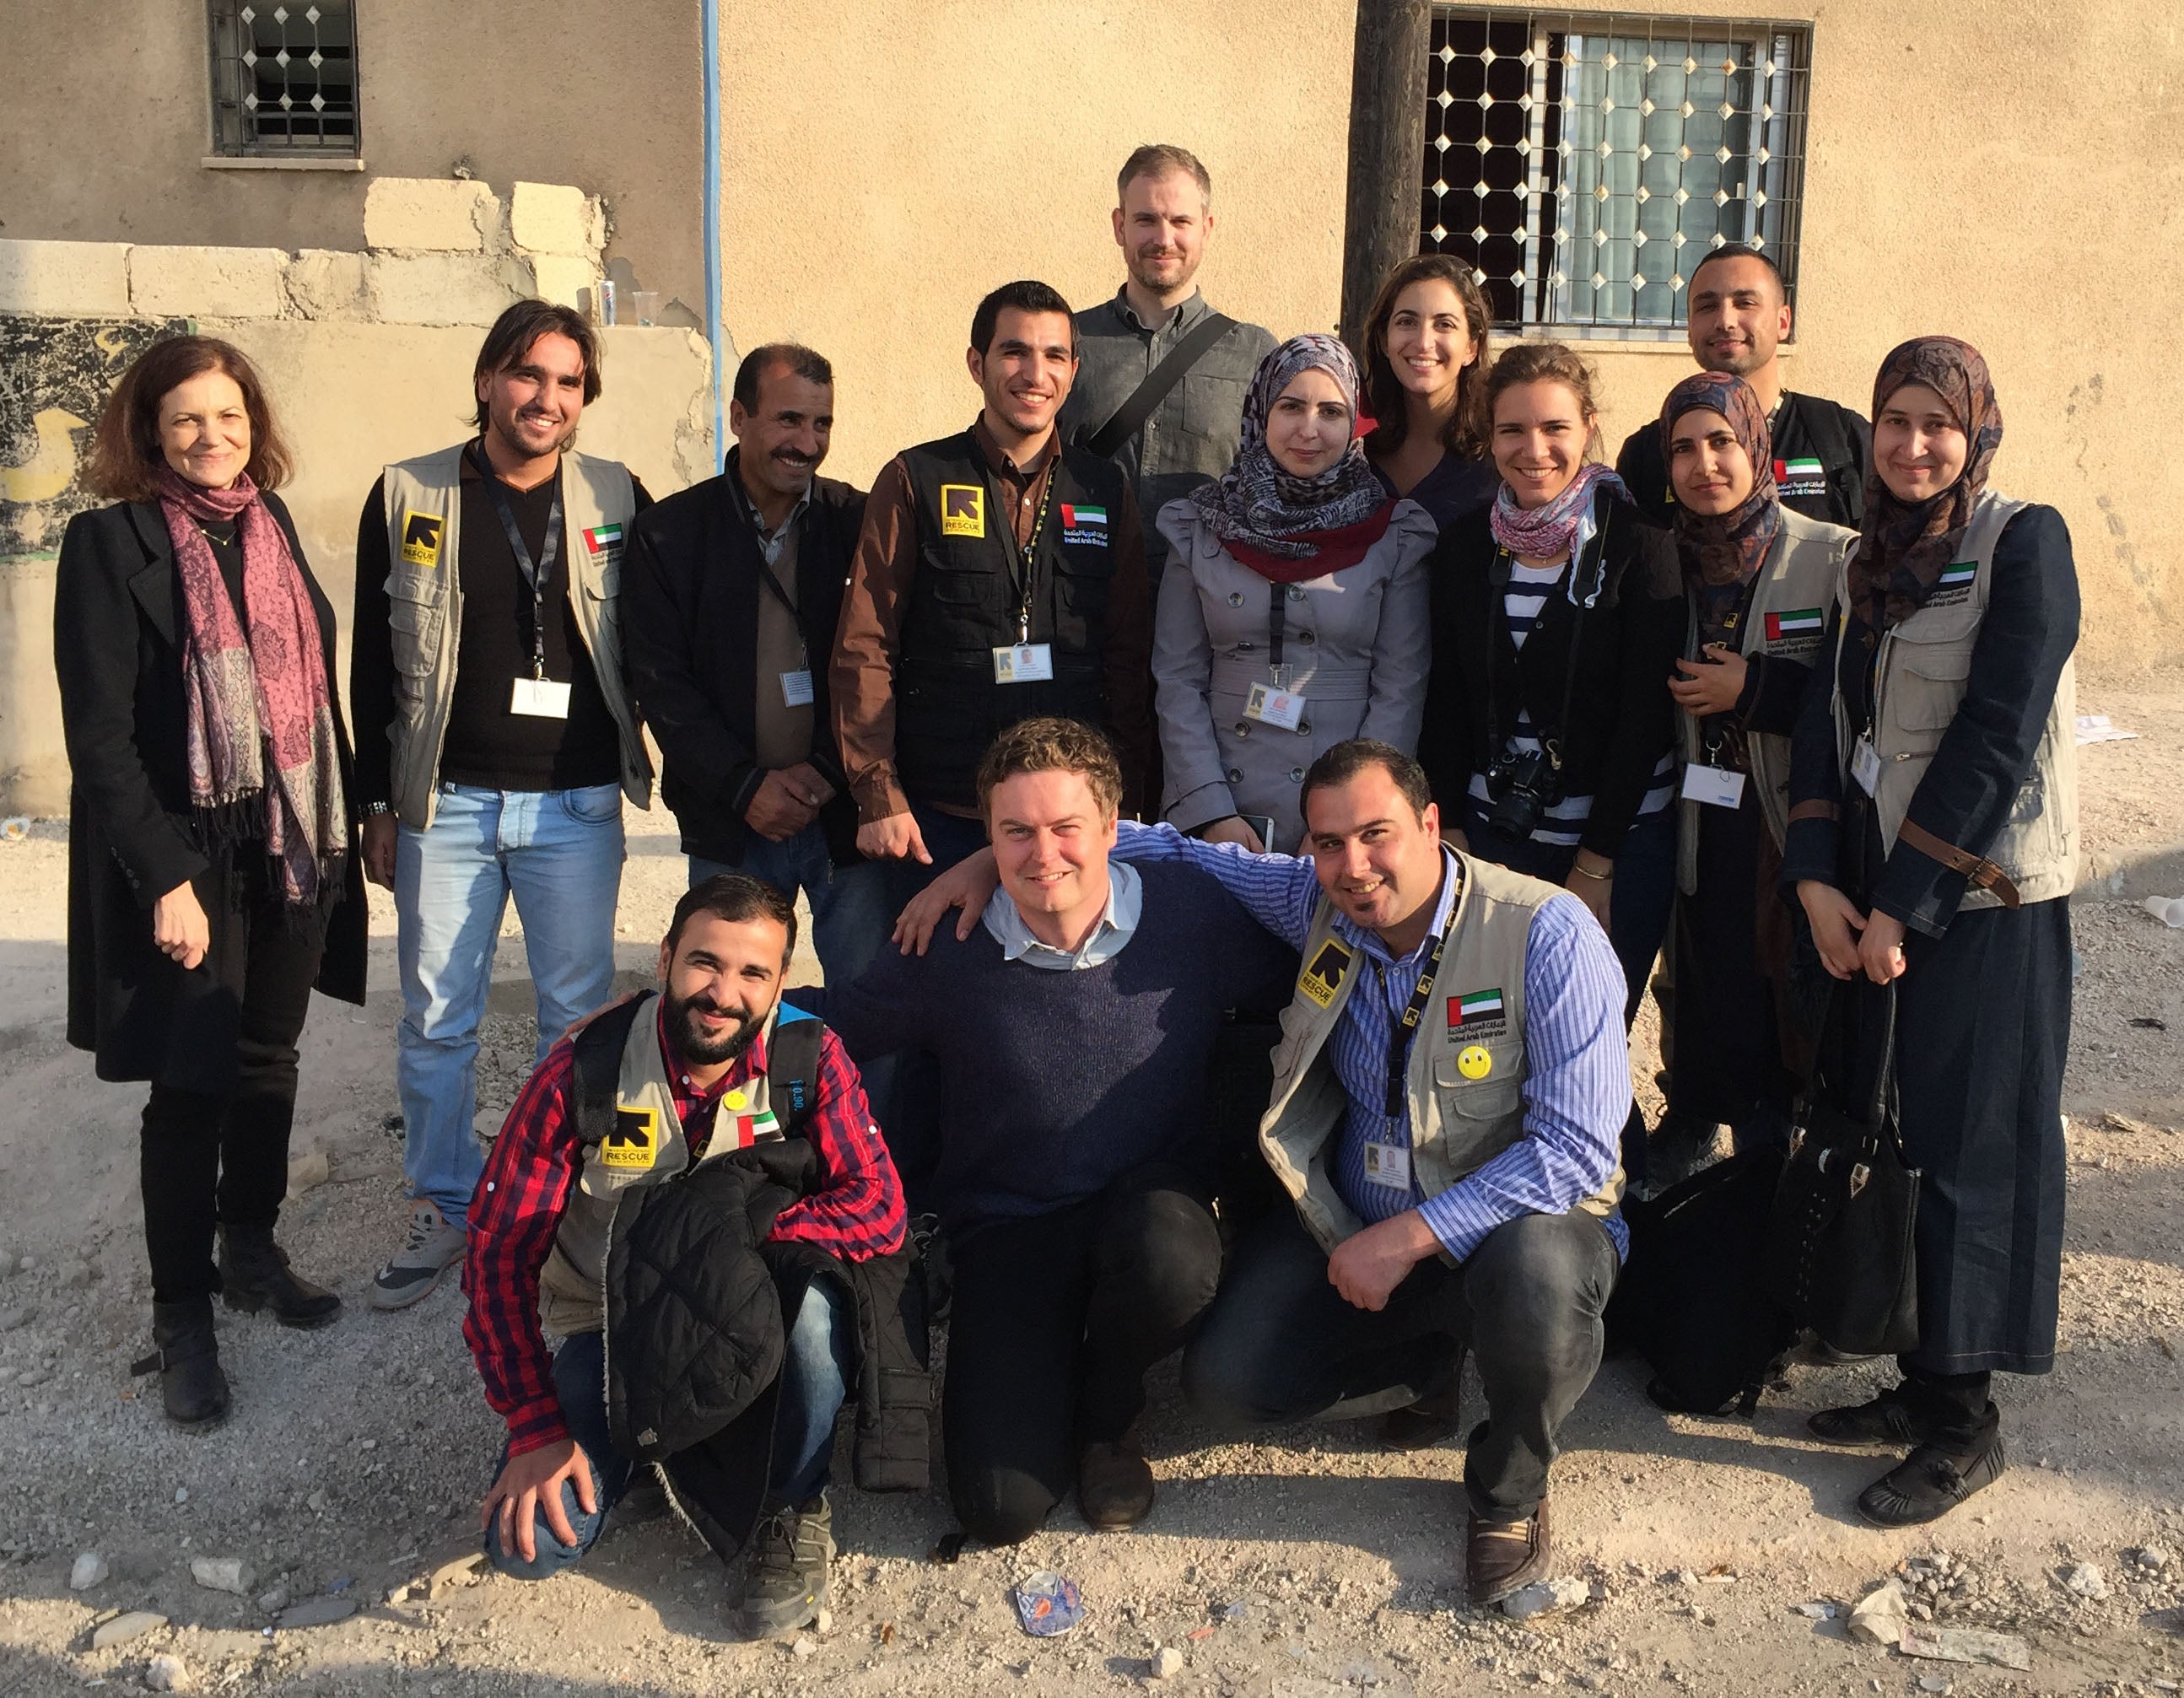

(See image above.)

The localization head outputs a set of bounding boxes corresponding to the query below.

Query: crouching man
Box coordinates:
[461,873,919,1638]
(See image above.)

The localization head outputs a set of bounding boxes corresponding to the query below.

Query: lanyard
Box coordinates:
[469,442,563,680]
[1376,887,1458,1119]
[1268,583,1290,675]
[741,490,810,667]
[984,455,1061,643]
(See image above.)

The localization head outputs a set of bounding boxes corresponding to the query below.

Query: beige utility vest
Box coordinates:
[537,994,795,1338]
[1259,852,1623,1253]
[1830,490,2077,909]
[378,445,653,829]
[1675,509,1857,894]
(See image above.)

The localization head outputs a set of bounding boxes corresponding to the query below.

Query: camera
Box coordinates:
[1485,746,1561,840]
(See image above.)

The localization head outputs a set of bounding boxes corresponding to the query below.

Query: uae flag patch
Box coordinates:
[1060,503,1109,546]
[1765,607,1825,642]
[1775,455,1825,481]
[1938,559,1978,587]
[582,522,625,554]
[1448,987,1505,1028]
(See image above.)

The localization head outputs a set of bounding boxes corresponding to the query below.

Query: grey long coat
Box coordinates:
[1152,497,1434,852]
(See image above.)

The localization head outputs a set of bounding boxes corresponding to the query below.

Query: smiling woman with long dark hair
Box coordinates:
[55,335,365,1429]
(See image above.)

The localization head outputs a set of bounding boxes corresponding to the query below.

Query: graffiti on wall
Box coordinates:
[0,316,186,556]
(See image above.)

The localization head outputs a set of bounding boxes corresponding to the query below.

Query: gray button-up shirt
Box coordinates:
[1060,287,1277,587]
[979,861,1143,969]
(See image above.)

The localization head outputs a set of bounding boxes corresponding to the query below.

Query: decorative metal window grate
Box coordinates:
[1423,9,1809,332]
[208,1,359,155]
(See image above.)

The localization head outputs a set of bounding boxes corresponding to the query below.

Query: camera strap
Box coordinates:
[1486,547,1585,770]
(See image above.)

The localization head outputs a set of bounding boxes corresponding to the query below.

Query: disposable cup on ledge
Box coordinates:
[631,290,661,326]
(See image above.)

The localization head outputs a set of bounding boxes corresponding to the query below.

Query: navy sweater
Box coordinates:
[805,862,1295,1230]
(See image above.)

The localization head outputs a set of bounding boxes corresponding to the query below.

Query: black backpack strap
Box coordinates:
[765,1006,827,1138]
[1082,311,1237,459]
[570,992,653,1147]
[1789,391,1854,474]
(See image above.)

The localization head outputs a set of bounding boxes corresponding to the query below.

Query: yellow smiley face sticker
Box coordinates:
[1457,1044,1493,1081]
[725,1090,749,1112]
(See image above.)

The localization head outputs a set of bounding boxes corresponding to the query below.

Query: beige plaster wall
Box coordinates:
[1472,0,2183,674]
[0,1,704,315]
[713,0,1356,490]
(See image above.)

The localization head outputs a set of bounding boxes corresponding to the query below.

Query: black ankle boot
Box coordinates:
[137,1299,232,1429]
[218,1226,342,1329]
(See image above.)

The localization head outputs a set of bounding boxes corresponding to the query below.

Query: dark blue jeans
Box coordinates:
[486,1282,854,1578]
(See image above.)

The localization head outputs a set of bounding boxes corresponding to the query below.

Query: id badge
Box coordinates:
[992,643,1054,684]
[1851,735,1883,796]
[779,668,815,708]
[1680,764,1748,810]
[1362,1141,1412,1190]
[1244,681,1307,730]
[510,677,573,719]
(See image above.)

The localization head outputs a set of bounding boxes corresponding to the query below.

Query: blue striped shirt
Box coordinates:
[1113,822,1631,1263]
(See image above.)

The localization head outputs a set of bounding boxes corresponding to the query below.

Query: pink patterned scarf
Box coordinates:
[156,465,347,909]
[1489,459,1626,561]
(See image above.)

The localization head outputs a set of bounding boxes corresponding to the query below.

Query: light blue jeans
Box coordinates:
[396,783,626,1228]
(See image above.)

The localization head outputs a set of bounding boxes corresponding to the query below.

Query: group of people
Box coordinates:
[54,141,2079,1637]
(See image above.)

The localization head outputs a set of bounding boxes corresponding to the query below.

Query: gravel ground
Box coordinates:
[3,681,2181,1697]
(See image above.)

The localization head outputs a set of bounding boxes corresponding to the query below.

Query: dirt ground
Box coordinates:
[3,678,2181,1698]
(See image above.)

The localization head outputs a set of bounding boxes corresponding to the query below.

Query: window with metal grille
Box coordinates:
[208,1,359,155]
[1422,9,1809,334]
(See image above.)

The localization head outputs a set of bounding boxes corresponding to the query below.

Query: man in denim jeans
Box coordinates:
[350,299,654,1310]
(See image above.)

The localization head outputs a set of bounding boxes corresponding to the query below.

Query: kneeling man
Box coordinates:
[805,717,1292,1544]
[463,874,915,1637]
[917,741,1623,1599]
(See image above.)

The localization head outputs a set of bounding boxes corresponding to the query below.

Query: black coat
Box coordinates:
[54,499,368,1086]
[1417,488,1685,857]
[623,456,866,865]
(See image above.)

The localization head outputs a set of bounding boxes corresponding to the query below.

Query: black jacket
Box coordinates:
[1417,489,1685,858]
[623,455,866,865]
[53,499,367,1086]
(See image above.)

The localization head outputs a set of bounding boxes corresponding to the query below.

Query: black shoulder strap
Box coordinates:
[765,1013,827,1137]
[571,993,653,1147]
[1083,311,1237,459]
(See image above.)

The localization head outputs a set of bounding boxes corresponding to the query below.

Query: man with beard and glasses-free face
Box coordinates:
[1058,144,1276,591]
[464,874,909,1637]
[352,300,655,1313]
[1615,245,1869,528]
[625,344,885,987]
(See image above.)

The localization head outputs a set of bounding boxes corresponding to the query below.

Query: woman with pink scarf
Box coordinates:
[56,337,366,1429]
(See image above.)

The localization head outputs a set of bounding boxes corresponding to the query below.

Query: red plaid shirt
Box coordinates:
[461,1000,905,1455]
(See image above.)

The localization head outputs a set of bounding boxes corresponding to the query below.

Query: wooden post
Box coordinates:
[1341,0,1432,350]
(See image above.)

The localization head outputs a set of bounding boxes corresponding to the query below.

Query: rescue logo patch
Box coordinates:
[941,483,985,538]
[601,1104,660,1172]
[1447,987,1507,1036]
[1060,502,1109,547]
[582,522,624,556]
[399,510,445,569]
[1297,938,1353,1009]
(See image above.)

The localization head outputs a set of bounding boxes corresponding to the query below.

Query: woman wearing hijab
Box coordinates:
[1782,337,2079,1527]
[1650,374,1855,1179]
[1151,333,1434,853]
[55,336,366,1428]
[1417,342,1683,1017]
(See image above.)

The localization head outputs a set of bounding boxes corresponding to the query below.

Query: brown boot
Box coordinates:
[1077,1431,1156,1529]
[1466,1500,1550,1606]
[1380,1356,1464,1452]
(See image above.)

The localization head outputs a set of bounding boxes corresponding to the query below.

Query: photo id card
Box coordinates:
[510,677,573,719]
[1852,735,1883,796]
[779,668,815,708]
[992,643,1054,684]
[1362,1141,1412,1190]
[1680,764,1748,809]
[1244,682,1307,730]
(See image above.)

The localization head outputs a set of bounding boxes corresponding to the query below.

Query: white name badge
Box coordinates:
[992,643,1054,684]
[1680,764,1748,810]
[1851,735,1883,796]
[510,677,573,719]
[779,668,815,708]
[1362,1141,1412,1190]
[1244,682,1307,731]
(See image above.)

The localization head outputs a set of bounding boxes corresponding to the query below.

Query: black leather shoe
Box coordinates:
[219,1226,342,1329]
[1856,1418,2005,1528]
[1381,1356,1464,1452]
[1808,1385,1942,1448]
[136,1300,232,1429]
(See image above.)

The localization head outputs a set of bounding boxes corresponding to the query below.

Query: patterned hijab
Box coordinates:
[1189,334,1393,578]
[1847,337,2004,632]
[1658,372,1781,646]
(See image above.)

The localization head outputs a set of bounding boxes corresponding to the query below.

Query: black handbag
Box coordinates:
[1765,979,1922,1356]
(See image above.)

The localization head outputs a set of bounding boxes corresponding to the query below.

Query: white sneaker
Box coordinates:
[369,1201,466,1312]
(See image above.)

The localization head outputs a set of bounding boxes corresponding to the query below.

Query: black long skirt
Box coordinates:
[1892,897,2071,1375]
